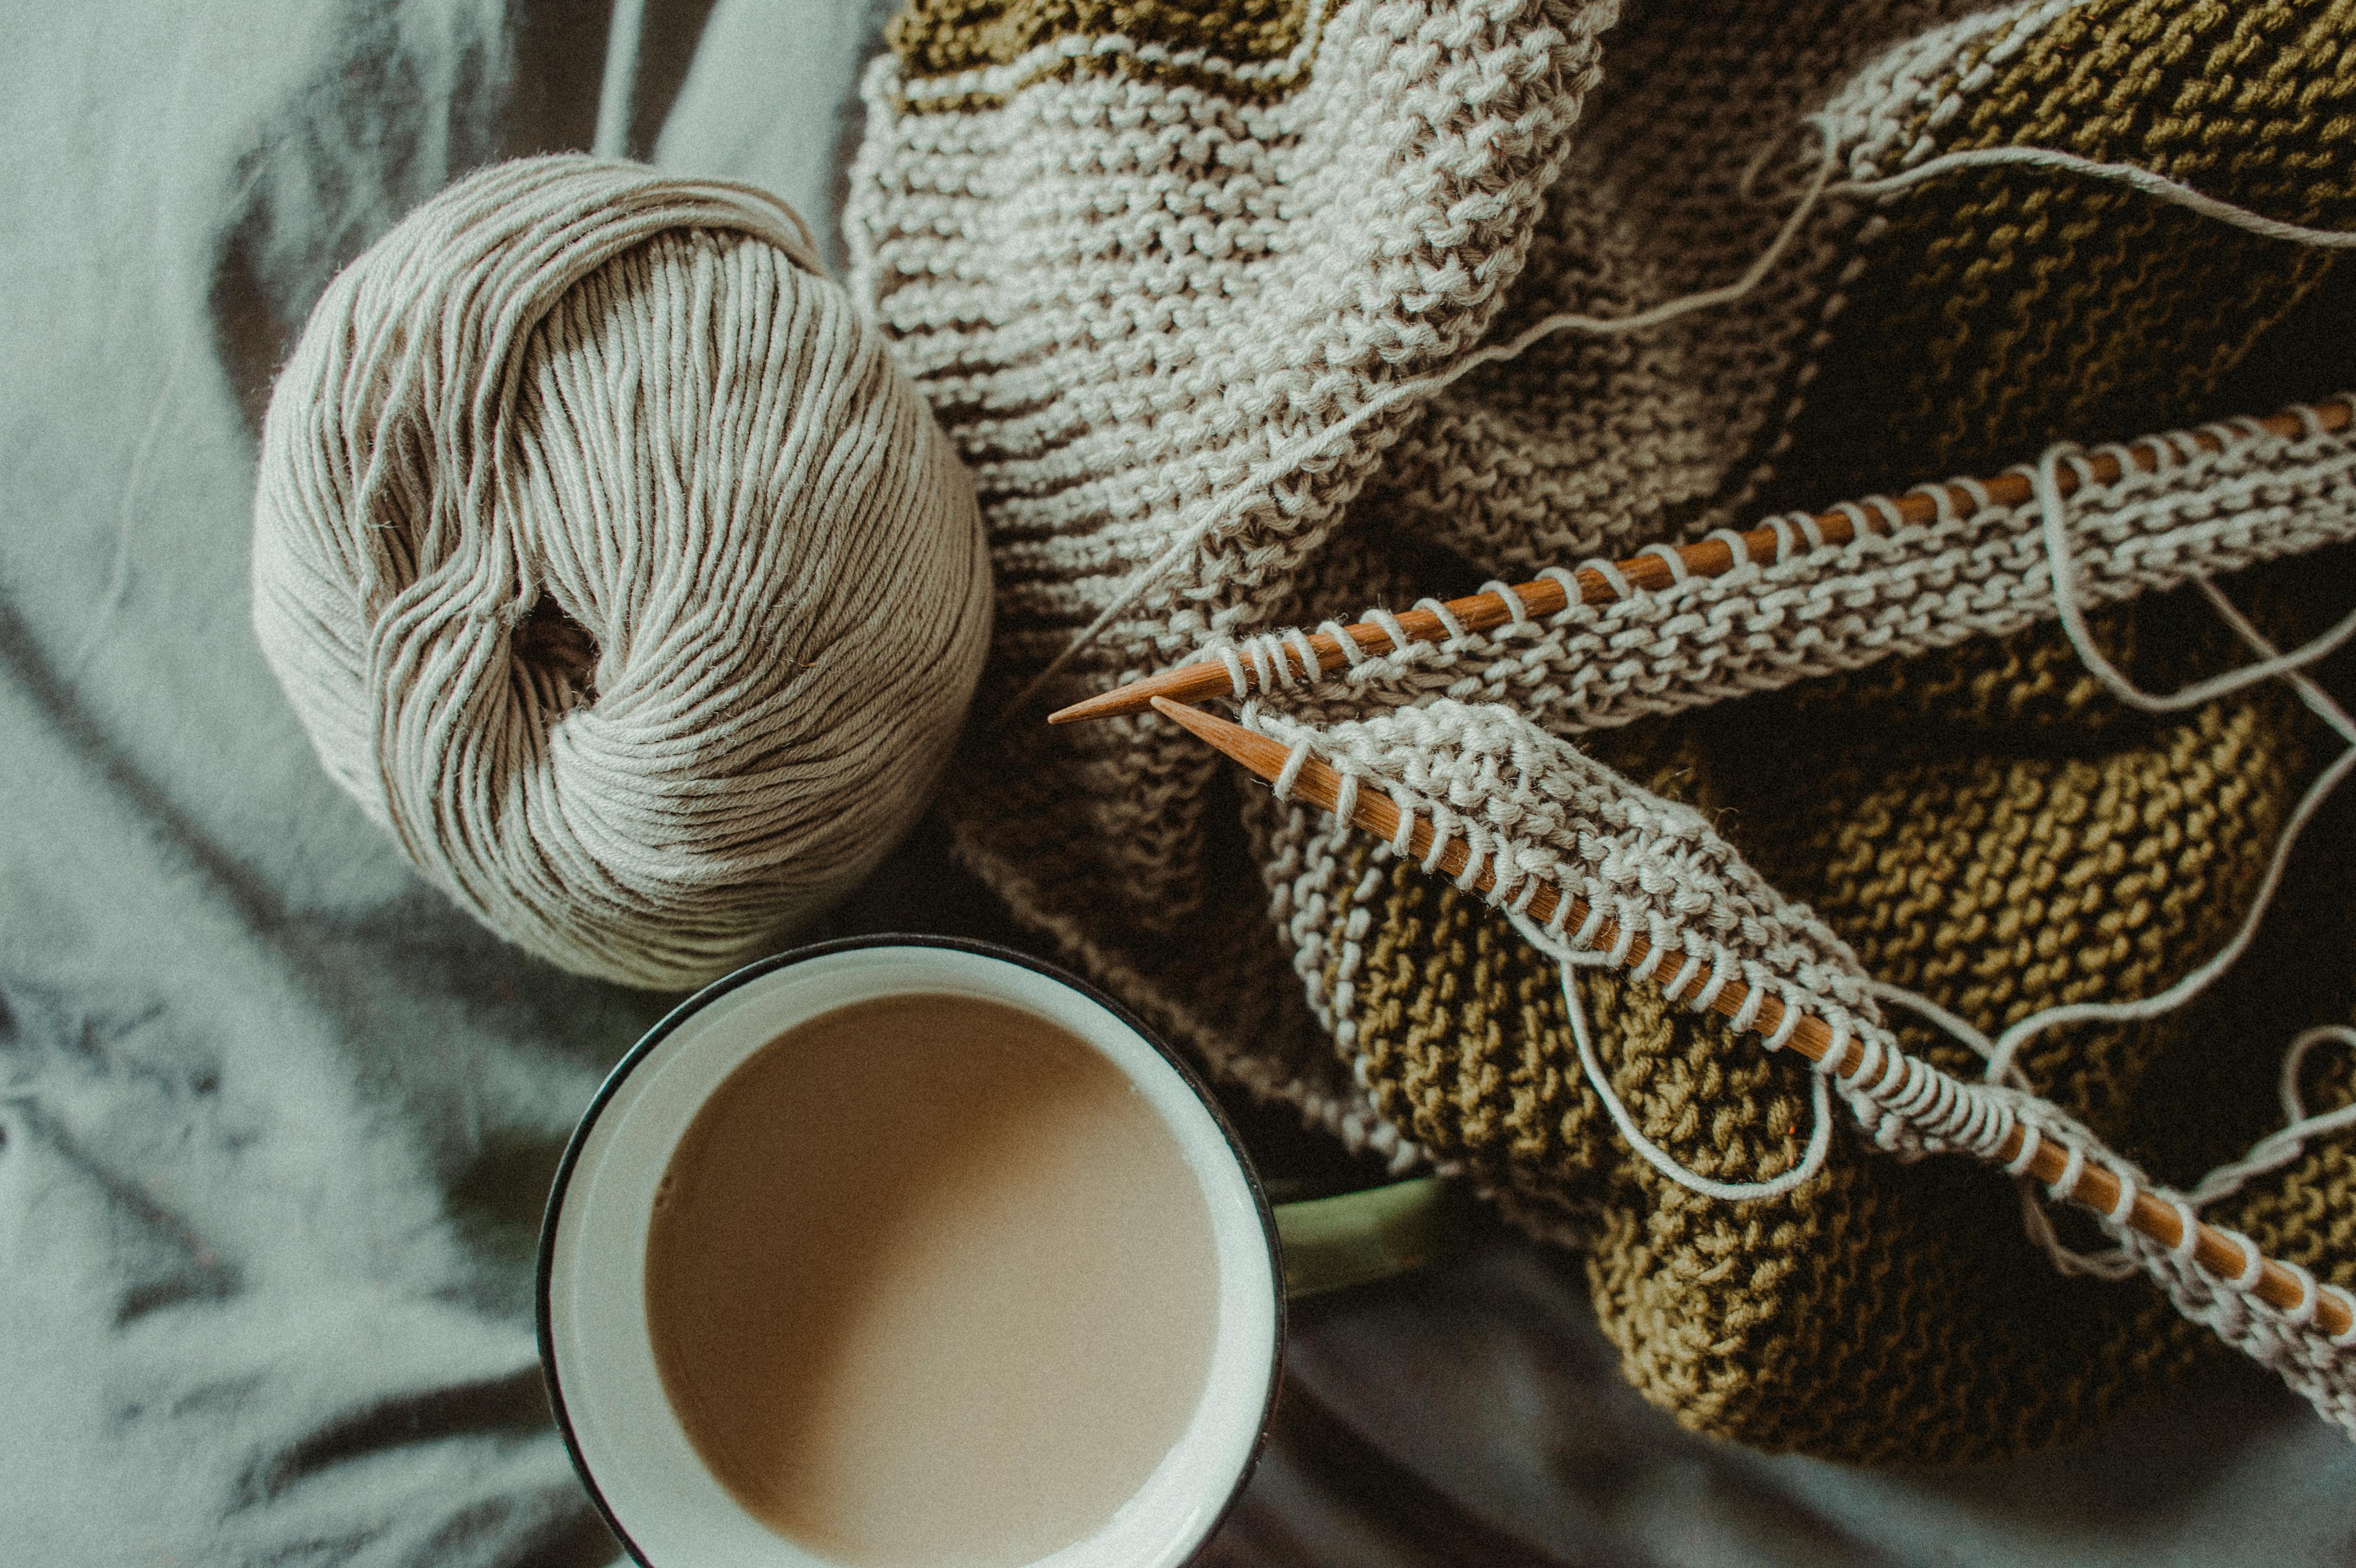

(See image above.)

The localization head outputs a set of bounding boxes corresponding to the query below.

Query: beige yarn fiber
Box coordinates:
[252,156,991,989]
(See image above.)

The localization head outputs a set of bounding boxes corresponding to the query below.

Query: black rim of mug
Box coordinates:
[534,932,1289,1568]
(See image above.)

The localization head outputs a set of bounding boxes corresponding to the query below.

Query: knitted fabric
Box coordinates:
[848,0,2356,1459]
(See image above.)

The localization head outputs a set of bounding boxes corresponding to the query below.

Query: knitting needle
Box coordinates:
[1053,397,2356,725]
[1149,694,2355,1337]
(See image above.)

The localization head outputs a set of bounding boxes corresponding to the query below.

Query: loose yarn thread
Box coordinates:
[2189,1028,2356,1208]
[1227,393,2356,1420]
[1265,705,2356,1426]
[1516,909,1838,1203]
[252,156,993,989]
[1038,114,2356,714]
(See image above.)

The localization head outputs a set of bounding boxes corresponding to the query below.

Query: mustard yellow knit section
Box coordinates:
[1780,0,2356,501]
[1318,643,2332,1460]
[2231,1045,2356,1294]
[885,0,1315,108]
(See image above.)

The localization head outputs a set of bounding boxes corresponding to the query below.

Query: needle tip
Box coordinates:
[1147,694,1224,743]
[1047,685,1153,725]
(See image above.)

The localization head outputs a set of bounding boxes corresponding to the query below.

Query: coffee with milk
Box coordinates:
[643,991,1222,1568]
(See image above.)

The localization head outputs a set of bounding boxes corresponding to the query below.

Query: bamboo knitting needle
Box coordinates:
[1053,397,2356,725]
[1149,694,2355,1337]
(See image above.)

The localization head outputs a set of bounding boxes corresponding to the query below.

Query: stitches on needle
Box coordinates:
[1030,115,2356,719]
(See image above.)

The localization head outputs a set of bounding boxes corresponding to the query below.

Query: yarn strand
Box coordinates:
[1021,111,2356,719]
[1516,910,1837,1203]
[1963,460,2356,1088]
[998,122,1843,716]
[2189,1028,2356,1207]
[2033,443,2356,716]
[1833,142,2356,249]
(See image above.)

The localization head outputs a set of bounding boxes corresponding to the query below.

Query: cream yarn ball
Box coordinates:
[251,156,991,989]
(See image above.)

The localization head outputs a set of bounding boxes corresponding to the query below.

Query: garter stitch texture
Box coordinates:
[849,0,2356,1459]
[254,156,992,989]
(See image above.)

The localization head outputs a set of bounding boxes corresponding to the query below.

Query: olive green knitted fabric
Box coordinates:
[849,0,2356,1461]
[1299,612,2349,1459]
[884,0,1315,106]
[1776,0,2356,501]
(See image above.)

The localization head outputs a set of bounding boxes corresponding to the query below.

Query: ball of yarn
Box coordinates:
[251,156,991,989]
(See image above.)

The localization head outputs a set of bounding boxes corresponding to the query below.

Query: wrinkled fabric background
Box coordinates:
[4,2,2353,1563]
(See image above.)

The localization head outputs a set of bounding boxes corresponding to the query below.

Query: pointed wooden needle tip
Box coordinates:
[1147,693,1222,738]
[1052,664,1233,723]
[1047,684,1154,724]
[1148,697,1294,783]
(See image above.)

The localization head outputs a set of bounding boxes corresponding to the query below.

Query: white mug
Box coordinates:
[537,935,1287,1568]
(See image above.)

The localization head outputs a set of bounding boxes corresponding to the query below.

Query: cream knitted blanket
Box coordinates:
[850,0,2356,1458]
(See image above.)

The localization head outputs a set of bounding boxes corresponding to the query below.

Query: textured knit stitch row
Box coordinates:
[1238,408,2356,1436]
[1230,414,2356,740]
[849,0,2356,1459]
[1250,696,1894,1026]
[1267,664,2319,1456]
[849,0,1615,935]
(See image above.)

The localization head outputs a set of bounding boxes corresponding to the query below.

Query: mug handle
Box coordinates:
[1269,1176,1466,1299]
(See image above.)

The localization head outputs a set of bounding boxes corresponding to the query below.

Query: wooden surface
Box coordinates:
[1149,695,2355,1338]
